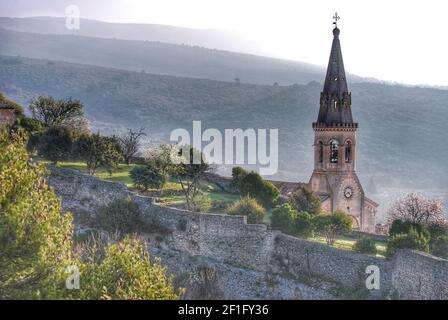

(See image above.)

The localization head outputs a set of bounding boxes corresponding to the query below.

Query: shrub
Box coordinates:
[271,204,297,235]
[77,236,179,300]
[37,125,75,164]
[295,211,314,239]
[226,196,266,224]
[314,210,352,245]
[386,229,430,258]
[389,220,426,237]
[237,171,280,208]
[288,186,322,216]
[191,194,212,213]
[130,165,167,191]
[95,197,143,234]
[353,237,377,255]
[430,236,448,259]
[231,166,249,188]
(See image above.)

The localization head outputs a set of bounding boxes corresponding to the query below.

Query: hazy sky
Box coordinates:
[1,0,447,86]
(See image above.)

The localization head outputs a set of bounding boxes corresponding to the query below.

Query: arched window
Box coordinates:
[318,141,323,163]
[345,141,352,163]
[330,139,339,163]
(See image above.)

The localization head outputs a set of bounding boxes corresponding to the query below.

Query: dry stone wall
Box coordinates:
[48,165,448,300]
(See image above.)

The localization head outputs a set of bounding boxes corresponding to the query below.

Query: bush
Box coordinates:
[95,197,143,234]
[389,220,426,237]
[288,186,322,216]
[236,171,280,208]
[231,166,248,188]
[271,204,297,235]
[226,196,266,224]
[191,194,212,213]
[130,165,167,191]
[386,229,430,258]
[353,237,377,255]
[430,236,448,259]
[295,211,314,239]
[314,210,352,245]
[37,125,75,164]
[77,236,179,300]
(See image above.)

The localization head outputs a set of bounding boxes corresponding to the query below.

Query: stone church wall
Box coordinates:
[47,165,448,299]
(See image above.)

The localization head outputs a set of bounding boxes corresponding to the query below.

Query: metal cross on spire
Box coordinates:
[332,12,340,27]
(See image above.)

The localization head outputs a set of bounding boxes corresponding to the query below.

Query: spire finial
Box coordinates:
[332,12,340,27]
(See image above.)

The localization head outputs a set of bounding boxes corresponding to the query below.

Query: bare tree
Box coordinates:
[119,128,146,164]
[387,193,446,226]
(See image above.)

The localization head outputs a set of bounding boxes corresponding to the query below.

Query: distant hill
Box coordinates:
[0,27,367,86]
[1,55,447,221]
[0,16,264,55]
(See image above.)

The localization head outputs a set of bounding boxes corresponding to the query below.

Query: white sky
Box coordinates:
[1,0,448,86]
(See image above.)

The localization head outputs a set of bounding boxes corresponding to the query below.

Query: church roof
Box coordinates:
[314,25,356,127]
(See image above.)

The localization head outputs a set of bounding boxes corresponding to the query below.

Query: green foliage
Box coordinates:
[288,186,322,216]
[29,96,86,129]
[233,170,279,208]
[271,204,314,238]
[430,236,448,259]
[37,125,75,164]
[74,132,123,175]
[0,129,74,299]
[389,220,427,238]
[226,196,266,224]
[428,223,448,259]
[353,237,377,255]
[171,146,212,211]
[386,229,430,258]
[18,117,43,134]
[0,93,24,114]
[231,166,248,188]
[77,236,179,300]
[295,211,314,239]
[271,204,297,235]
[130,165,167,191]
[190,194,212,213]
[95,197,143,234]
[314,210,353,246]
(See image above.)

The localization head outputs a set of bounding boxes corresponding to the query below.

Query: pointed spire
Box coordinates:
[314,15,356,128]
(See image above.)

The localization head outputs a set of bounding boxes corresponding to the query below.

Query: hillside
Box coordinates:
[0,16,264,55]
[0,27,359,85]
[1,55,447,220]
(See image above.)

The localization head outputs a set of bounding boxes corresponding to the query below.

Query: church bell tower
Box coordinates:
[309,14,378,233]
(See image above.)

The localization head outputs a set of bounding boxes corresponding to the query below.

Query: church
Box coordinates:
[308,17,378,233]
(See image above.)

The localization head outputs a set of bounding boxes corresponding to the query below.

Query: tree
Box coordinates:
[314,210,352,246]
[226,196,266,224]
[353,237,377,255]
[74,133,123,175]
[77,236,179,300]
[130,164,167,191]
[119,128,146,164]
[389,219,427,238]
[386,229,430,258]
[271,204,297,235]
[288,186,322,216]
[234,170,280,208]
[171,146,213,211]
[387,193,445,226]
[0,129,74,299]
[295,211,314,239]
[37,125,75,164]
[29,96,86,129]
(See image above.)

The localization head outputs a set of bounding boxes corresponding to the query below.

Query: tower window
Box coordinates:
[345,141,352,163]
[330,139,339,163]
[318,141,323,163]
